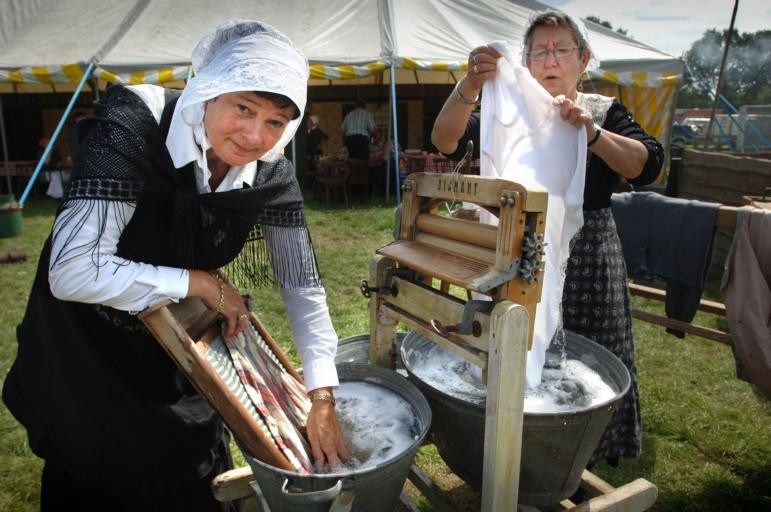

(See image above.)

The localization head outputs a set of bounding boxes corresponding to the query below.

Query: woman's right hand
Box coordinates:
[188,270,251,337]
[463,45,501,95]
[431,45,501,155]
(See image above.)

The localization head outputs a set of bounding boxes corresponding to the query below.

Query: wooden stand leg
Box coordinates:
[482,302,529,512]
[369,255,397,368]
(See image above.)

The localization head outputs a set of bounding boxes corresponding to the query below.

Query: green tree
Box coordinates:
[680,29,771,108]
[585,16,628,36]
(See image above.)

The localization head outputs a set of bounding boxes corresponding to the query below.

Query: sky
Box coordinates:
[549,0,770,57]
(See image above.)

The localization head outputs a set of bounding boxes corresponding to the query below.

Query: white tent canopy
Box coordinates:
[2,0,682,86]
[1,0,684,186]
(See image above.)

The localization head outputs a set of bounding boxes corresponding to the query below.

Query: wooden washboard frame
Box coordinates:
[139,297,302,473]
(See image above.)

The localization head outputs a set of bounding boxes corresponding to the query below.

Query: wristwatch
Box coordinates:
[588,124,602,147]
[308,390,336,407]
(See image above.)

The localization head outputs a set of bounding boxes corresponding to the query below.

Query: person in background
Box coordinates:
[3,20,349,511]
[37,136,63,198]
[304,114,329,192]
[37,136,61,169]
[341,98,378,161]
[306,114,328,158]
[431,10,664,469]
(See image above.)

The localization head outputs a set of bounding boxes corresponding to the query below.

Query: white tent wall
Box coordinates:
[0,0,132,65]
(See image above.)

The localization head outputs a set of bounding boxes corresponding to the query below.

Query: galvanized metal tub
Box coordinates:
[244,363,431,512]
[399,330,631,505]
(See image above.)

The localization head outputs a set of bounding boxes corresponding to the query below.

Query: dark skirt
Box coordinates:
[561,208,642,463]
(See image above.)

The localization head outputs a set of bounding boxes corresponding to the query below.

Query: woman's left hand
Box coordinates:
[305,395,351,471]
[553,95,596,138]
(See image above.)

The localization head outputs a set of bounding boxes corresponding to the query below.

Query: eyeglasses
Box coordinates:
[528,47,578,62]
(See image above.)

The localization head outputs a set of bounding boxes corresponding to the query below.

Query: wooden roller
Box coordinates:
[415,232,497,265]
[416,213,498,249]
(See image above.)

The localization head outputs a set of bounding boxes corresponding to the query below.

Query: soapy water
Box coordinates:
[405,341,615,412]
[317,381,421,473]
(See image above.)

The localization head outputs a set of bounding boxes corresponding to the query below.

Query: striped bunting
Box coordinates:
[93,65,190,85]
[585,69,681,88]
[309,60,387,80]
[0,63,85,84]
[2,60,681,89]
[396,57,467,71]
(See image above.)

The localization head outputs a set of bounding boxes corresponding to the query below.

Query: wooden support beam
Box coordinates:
[383,276,492,353]
[370,255,398,368]
[563,478,657,511]
[631,309,732,345]
[481,302,528,512]
[580,470,616,496]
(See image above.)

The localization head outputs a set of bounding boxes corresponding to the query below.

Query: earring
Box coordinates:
[577,79,584,92]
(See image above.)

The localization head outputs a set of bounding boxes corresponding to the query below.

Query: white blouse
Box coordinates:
[48,84,338,391]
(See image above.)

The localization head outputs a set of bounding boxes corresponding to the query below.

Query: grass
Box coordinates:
[1,196,769,511]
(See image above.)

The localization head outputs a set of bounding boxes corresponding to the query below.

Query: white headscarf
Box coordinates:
[167,20,309,170]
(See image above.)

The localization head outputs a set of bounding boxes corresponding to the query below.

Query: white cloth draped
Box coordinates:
[481,41,587,388]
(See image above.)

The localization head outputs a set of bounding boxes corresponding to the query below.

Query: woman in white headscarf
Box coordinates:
[3,20,348,511]
[432,11,664,469]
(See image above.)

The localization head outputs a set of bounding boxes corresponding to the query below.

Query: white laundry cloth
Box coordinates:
[481,41,587,388]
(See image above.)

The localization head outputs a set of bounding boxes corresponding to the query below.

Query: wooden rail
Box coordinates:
[628,282,731,345]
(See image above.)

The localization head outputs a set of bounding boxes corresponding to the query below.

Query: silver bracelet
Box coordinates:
[454,80,479,105]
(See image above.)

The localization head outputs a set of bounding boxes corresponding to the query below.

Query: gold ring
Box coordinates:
[473,64,479,74]
[238,313,248,322]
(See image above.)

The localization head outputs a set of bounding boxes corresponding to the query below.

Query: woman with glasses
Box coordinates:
[431,11,664,469]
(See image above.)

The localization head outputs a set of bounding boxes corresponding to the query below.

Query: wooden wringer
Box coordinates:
[364,172,547,510]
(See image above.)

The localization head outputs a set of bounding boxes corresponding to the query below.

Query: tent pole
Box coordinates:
[0,95,13,194]
[89,76,100,102]
[385,70,393,201]
[703,0,738,150]
[390,62,400,204]
[19,62,95,206]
